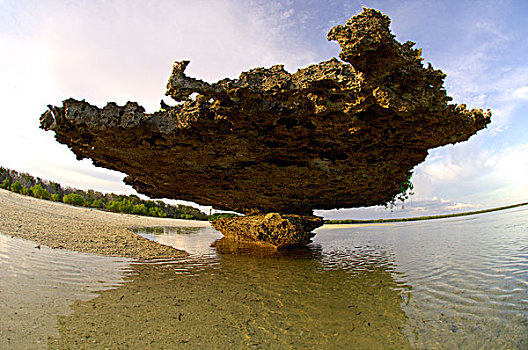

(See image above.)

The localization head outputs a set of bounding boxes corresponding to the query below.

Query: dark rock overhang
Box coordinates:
[40,8,491,217]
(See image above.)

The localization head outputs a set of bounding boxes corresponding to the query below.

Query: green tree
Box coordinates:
[120,199,134,214]
[1,178,11,190]
[51,193,61,202]
[132,203,148,216]
[31,184,51,200]
[10,181,23,193]
[149,206,166,218]
[105,200,122,212]
[63,193,85,206]
[91,198,104,208]
[48,181,63,196]
[208,213,241,221]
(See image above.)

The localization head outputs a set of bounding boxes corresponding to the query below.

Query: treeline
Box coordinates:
[208,212,240,221]
[0,166,211,220]
[325,202,528,224]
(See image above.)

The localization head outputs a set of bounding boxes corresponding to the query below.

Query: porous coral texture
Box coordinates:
[40,8,490,246]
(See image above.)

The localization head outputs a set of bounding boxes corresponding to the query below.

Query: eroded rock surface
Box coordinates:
[40,8,490,247]
[211,213,323,248]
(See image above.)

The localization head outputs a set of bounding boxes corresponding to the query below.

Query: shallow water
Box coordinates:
[0,235,130,348]
[1,208,527,348]
[138,208,527,348]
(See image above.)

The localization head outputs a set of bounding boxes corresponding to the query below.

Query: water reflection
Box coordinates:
[0,235,129,349]
[53,227,412,349]
[52,207,528,348]
[134,226,221,256]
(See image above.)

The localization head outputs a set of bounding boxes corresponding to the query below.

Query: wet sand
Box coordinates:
[0,189,211,259]
[49,250,412,349]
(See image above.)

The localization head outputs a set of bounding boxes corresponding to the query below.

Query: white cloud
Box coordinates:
[0,0,317,197]
[315,197,484,220]
[411,139,528,210]
[444,202,478,211]
[492,143,528,194]
[2,0,318,109]
[513,86,528,100]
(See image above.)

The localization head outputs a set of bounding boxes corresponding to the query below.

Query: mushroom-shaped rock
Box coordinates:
[40,8,490,248]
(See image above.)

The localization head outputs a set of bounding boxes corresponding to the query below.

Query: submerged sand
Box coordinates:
[0,189,211,259]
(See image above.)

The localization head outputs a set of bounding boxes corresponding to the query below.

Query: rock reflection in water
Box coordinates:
[51,228,411,349]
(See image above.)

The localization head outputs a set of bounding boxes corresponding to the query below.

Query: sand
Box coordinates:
[0,189,211,259]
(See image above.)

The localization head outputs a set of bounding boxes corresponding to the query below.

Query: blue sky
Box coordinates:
[1,0,527,219]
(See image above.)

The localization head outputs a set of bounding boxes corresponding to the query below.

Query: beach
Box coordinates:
[0,189,211,259]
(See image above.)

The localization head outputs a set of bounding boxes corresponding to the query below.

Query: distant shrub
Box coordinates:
[120,199,134,214]
[105,200,121,212]
[10,181,23,193]
[149,206,166,218]
[208,213,241,221]
[0,166,209,220]
[31,184,50,200]
[91,198,104,208]
[63,193,85,206]
[1,178,10,189]
[132,203,148,216]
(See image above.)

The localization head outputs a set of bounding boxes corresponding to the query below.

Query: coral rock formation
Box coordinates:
[211,213,323,248]
[40,8,490,247]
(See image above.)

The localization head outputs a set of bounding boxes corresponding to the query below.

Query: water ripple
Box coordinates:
[129,207,528,348]
[0,234,129,348]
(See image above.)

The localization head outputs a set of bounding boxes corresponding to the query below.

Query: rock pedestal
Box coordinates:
[211,213,323,248]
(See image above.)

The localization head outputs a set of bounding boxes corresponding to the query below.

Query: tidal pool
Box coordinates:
[1,207,527,348]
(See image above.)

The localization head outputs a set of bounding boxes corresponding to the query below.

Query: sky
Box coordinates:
[1,0,527,219]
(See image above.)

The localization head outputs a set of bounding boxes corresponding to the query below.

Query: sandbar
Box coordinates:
[0,189,211,259]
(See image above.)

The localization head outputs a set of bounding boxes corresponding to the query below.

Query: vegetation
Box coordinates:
[0,166,209,220]
[10,181,23,193]
[385,173,415,210]
[326,202,528,224]
[63,193,86,206]
[30,184,51,199]
[208,212,241,222]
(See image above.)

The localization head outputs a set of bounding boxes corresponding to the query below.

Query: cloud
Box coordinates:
[38,160,131,194]
[412,140,528,208]
[315,197,484,220]
[2,0,318,109]
[0,0,319,196]
[513,86,528,100]
[492,143,528,194]
[416,141,497,184]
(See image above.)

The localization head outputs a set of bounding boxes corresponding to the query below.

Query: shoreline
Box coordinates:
[5,187,524,256]
[0,189,211,259]
[323,202,528,225]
